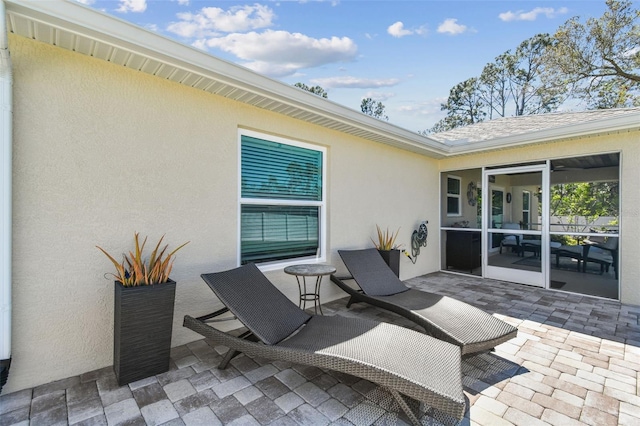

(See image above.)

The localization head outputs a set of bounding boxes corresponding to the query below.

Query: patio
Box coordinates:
[1,272,639,426]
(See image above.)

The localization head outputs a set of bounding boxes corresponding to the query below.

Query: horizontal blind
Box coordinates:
[241,135,322,201]
[241,205,319,264]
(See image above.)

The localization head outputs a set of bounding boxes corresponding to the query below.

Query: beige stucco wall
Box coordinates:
[5,35,441,393]
[439,132,640,306]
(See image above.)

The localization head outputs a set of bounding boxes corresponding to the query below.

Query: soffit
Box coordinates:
[4,0,640,159]
[4,0,449,158]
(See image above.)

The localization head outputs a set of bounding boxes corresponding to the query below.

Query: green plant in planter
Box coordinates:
[371,225,401,250]
[371,225,402,278]
[97,233,189,286]
[97,233,190,385]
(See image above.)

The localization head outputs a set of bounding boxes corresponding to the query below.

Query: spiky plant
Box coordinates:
[97,233,189,286]
[371,225,401,251]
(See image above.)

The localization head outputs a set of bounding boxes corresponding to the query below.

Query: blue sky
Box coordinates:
[81,0,611,132]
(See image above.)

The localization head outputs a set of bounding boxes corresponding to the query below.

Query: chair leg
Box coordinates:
[219,349,239,369]
[218,329,253,369]
[388,389,422,426]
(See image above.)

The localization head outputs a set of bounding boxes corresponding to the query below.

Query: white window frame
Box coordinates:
[522,190,531,227]
[446,175,462,217]
[238,129,327,271]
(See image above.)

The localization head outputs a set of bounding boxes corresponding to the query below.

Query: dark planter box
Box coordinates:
[114,280,176,386]
[378,249,400,277]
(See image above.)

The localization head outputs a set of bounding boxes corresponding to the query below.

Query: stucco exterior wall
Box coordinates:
[438,133,640,306]
[5,35,441,393]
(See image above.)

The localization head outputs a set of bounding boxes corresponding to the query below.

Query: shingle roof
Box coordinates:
[430,108,640,145]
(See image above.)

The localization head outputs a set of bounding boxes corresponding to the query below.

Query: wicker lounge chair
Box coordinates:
[331,249,518,356]
[183,263,466,424]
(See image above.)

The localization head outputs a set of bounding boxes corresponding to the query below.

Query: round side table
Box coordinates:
[284,264,336,315]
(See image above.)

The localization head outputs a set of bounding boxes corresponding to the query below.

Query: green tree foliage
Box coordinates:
[428,1,640,134]
[479,56,511,119]
[430,77,486,132]
[361,97,389,121]
[544,0,640,108]
[429,34,562,133]
[550,182,619,233]
[293,83,328,98]
[510,34,564,116]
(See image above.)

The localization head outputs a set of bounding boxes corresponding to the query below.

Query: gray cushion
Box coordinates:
[201,264,311,345]
[338,249,408,296]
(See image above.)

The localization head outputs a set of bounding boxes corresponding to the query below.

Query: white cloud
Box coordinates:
[116,0,147,13]
[387,21,427,38]
[200,30,358,77]
[363,91,396,102]
[74,0,96,5]
[176,0,190,5]
[499,7,569,22]
[388,22,412,38]
[167,4,275,38]
[310,76,400,89]
[437,18,470,35]
[396,97,447,131]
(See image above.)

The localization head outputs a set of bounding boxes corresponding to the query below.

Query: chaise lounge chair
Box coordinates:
[183,263,466,424]
[331,249,518,356]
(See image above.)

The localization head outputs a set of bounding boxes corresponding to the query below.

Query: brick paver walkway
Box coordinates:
[1,272,639,425]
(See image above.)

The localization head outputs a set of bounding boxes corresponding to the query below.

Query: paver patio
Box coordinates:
[1,272,639,425]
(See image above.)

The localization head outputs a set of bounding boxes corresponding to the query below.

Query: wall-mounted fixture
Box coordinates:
[403,221,428,264]
[506,193,512,203]
[535,187,542,197]
[467,181,477,206]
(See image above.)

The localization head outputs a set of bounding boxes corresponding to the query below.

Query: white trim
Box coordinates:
[445,175,462,217]
[0,0,12,363]
[3,0,639,160]
[522,190,531,226]
[237,129,327,271]
[483,165,547,288]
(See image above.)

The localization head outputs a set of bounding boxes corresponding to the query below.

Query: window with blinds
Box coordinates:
[240,133,325,266]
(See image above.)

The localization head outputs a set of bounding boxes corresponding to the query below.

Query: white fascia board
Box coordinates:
[4,0,449,158]
[5,0,637,159]
[446,113,640,155]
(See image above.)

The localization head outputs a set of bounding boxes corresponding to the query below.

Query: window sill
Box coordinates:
[254,256,327,273]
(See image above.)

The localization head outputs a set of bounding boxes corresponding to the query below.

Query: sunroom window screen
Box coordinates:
[241,135,323,265]
[241,136,322,201]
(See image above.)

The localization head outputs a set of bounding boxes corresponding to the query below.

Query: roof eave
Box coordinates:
[4,0,450,158]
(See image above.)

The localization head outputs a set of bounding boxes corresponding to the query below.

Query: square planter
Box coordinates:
[113,280,176,386]
[378,249,400,277]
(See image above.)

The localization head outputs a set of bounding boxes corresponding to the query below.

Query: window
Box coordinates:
[446,176,461,216]
[522,191,531,229]
[239,131,326,267]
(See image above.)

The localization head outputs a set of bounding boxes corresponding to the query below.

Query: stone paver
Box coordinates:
[1,272,640,425]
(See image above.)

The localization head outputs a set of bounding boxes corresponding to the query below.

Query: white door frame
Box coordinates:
[482,163,550,288]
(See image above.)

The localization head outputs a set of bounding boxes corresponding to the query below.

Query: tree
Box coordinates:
[431,34,562,133]
[430,77,486,132]
[293,83,328,98]
[478,55,512,119]
[544,0,640,108]
[550,182,619,234]
[509,34,564,116]
[360,98,389,120]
